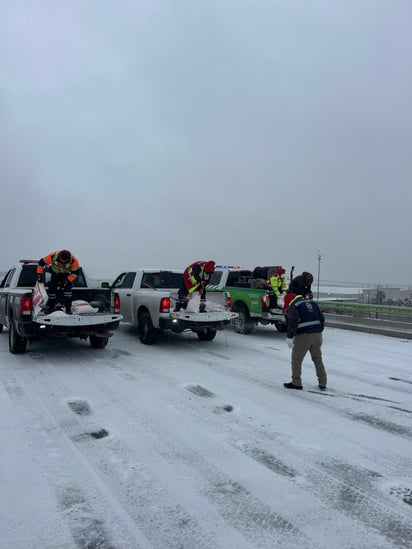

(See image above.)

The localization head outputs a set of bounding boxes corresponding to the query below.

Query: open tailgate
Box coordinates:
[170,310,237,322]
[33,312,122,327]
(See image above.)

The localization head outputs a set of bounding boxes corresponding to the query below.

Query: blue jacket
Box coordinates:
[286,296,324,339]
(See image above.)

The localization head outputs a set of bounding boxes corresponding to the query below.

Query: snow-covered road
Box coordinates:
[1,323,411,548]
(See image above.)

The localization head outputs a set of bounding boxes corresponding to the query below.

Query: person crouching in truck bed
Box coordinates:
[37,249,80,314]
[174,261,216,313]
[268,266,288,311]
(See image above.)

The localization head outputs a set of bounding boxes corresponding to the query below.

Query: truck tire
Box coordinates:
[274,321,288,333]
[232,303,255,335]
[197,329,217,341]
[138,311,157,345]
[0,323,3,333]
[9,317,27,354]
[89,335,109,348]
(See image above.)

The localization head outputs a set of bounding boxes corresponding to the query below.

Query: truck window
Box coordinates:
[72,268,87,288]
[0,269,15,288]
[112,272,136,289]
[141,272,183,289]
[227,270,252,288]
[17,265,37,287]
[208,271,222,285]
[119,272,136,289]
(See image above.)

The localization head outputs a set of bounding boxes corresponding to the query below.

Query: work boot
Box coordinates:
[174,300,186,312]
[283,382,303,390]
[65,307,72,315]
[43,299,56,315]
[199,301,206,313]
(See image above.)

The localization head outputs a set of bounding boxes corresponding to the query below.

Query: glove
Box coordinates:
[286,338,294,349]
[43,264,52,272]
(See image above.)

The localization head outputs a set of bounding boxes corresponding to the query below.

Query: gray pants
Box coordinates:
[290,332,327,387]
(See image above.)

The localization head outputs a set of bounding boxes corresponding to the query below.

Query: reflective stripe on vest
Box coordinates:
[298,320,321,328]
[187,265,204,293]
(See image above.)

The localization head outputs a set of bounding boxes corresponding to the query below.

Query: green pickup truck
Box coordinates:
[207,266,288,334]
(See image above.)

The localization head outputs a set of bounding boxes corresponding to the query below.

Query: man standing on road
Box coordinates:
[174,260,216,313]
[283,292,327,391]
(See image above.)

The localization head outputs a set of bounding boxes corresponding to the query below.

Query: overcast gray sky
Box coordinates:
[1,0,411,284]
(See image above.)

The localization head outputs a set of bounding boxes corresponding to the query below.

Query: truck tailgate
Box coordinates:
[33,312,122,327]
[170,311,237,322]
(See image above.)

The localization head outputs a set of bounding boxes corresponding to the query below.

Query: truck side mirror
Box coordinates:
[101,281,110,288]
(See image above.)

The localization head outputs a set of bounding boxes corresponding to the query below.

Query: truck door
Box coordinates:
[111,272,136,323]
[0,269,15,320]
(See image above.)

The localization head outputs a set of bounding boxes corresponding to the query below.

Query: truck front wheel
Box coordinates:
[9,318,27,354]
[139,311,157,345]
[197,329,217,341]
[232,303,255,335]
[89,335,109,348]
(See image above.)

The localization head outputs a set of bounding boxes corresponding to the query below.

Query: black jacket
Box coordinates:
[287,296,324,339]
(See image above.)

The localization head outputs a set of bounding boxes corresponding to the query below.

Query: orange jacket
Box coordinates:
[37,251,80,283]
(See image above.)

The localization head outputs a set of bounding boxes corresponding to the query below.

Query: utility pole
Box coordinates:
[317,252,322,300]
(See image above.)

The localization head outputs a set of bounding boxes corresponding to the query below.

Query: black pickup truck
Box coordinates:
[0,260,122,353]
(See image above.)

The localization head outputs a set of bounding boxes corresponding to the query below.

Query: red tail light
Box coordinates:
[226,294,232,310]
[114,293,121,314]
[261,294,270,310]
[21,296,32,316]
[160,297,170,313]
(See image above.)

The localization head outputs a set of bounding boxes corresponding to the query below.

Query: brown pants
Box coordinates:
[290,332,327,387]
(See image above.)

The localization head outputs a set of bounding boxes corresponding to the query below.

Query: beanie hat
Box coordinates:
[276,267,286,276]
[283,292,297,310]
[302,271,314,284]
[204,261,216,273]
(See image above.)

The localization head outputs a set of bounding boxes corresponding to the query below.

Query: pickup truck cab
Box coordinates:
[207,265,288,334]
[0,260,122,353]
[111,268,237,344]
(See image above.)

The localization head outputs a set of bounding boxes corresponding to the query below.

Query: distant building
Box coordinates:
[361,287,412,306]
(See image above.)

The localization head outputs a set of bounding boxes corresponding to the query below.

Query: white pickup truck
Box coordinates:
[111,269,237,344]
[0,261,122,353]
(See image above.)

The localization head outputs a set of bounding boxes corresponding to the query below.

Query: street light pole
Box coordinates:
[317,252,322,300]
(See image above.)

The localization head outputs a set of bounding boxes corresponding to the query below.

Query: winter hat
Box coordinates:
[204,261,216,273]
[275,267,286,276]
[283,292,297,310]
[302,271,314,284]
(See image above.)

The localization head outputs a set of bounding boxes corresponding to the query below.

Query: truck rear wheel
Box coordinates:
[274,321,288,333]
[9,318,27,354]
[89,335,109,348]
[139,311,157,345]
[0,323,3,333]
[232,303,255,335]
[197,329,217,341]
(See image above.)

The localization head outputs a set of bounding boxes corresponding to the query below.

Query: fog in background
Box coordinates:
[1,0,411,284]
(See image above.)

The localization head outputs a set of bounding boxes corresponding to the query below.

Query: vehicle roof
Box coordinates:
[125,268,184,274]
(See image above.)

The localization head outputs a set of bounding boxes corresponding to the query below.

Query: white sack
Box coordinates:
[70,300,99,314]
[33,281,49,316]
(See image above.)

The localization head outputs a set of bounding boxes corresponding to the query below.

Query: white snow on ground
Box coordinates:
[0,322,411,548]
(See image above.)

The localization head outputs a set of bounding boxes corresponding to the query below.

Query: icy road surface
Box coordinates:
[1,323,411,548]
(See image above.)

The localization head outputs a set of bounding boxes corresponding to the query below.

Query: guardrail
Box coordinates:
[318,301,412,322]
[317,301,412,339]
